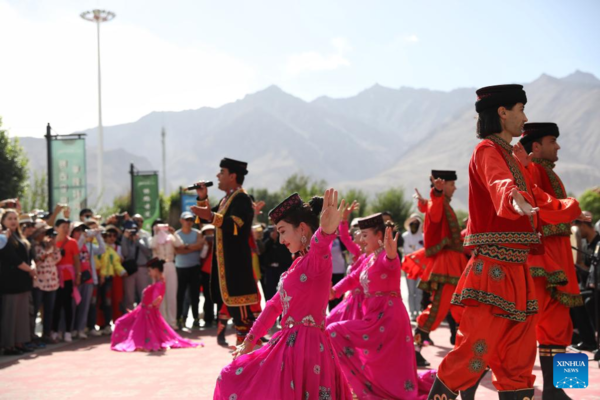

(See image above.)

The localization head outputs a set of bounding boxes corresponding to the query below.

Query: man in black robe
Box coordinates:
[191,158,258,346]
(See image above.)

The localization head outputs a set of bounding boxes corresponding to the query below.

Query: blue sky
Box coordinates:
[1,0,599,137]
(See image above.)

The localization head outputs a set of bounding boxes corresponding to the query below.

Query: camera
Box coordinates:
[126,228,138,237]
[186,181,214,190]
[45,228,58,238]
[116,211,128,223]
[156,224,169,232]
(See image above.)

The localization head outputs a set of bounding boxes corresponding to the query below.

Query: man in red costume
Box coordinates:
[428,85,585,400]
[519,122,582,400]
[414,170,466,367]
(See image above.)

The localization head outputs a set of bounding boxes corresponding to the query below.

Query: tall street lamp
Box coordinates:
[80,9,115,206]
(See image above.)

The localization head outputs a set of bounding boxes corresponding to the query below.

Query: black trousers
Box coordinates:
[176,265,201,320]
[328,273,345,311]
[52,281,73,332]
[214,296,255,340]
[200,271,214,323]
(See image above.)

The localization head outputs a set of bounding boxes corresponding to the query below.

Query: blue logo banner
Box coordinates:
[181,193,197,213]
[553,353,588,389]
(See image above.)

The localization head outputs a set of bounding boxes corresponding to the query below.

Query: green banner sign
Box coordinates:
[50,138,87,217]
[133,173,160,231]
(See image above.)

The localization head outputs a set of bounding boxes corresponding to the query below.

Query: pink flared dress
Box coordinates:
[327,221,367,325]
[110,280,199,352]
[327,250,435,400]
[214,228,352,400]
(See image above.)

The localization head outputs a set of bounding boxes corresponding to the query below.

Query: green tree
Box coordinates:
[0,118,29,201]
[340,188,369,218]
[579,188,600,224]
[279,173,327,200]
[21,171,48,212]
[99,191,131,218]
[369,187,413,228]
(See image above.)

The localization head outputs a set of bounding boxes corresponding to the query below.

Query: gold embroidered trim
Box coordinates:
[451,288,538,322]
[472,244,530,263]
[464,232,540,247]
[215,189,258,307]
[212,213,224,228]
[231,216,244,228]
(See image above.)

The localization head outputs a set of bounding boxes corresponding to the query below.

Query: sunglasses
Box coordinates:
[184,218,194,222]
[21,223,35,228]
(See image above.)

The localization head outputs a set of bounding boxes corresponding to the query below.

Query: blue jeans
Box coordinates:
[33,288,57,336]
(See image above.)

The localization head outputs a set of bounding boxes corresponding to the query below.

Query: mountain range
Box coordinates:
[18,70,600,211]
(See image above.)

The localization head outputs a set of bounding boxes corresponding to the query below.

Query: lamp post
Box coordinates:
[161,127,167,194]
[80,9,115,206]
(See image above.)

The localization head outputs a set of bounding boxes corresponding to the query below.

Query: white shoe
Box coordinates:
[89,329,102,337]
[78,331,88,339]
[102,326,112,335]
[51,332,59,341]
[64,332,72,343]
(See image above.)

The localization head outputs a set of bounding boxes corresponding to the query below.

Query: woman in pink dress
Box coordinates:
[214,189,352,400]
[328,213,435,400]
[327,201,368,325]
[111,258,200,352]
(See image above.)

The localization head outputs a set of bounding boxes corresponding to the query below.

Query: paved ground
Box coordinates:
[1,276,599,399]
[0,322,598,399]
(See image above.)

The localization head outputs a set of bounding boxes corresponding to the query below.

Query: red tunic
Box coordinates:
[418,188,466,292]
[525,159,582,307]
[452,135,581,321]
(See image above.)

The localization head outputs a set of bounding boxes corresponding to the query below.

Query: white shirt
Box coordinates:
[151,234,183,263]
[402,230,424,259]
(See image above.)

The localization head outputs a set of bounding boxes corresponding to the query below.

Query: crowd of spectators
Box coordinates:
[1,196,598,357]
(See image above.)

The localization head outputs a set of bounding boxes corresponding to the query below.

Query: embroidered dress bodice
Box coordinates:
[247,228,337,341]
[335,249,401,299]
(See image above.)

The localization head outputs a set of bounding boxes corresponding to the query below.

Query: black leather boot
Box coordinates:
[415,326,434,346]
[460,368,489,400]
[447,313,458,345]
[428,377,458,400]
[498,388,535,400]
[539,345,571,400]
[217,319,228,346]
[416,349,431,367]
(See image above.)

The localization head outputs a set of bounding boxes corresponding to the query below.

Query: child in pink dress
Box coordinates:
[328,214,435,400]
[327,201,367,325]
[111,258,200,352]
[214,190,352,400]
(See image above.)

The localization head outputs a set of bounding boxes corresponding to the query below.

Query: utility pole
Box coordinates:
[80,9,115,206]
[161,127,167,194]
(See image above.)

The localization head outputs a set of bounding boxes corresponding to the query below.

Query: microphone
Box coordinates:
[186,181,213,191]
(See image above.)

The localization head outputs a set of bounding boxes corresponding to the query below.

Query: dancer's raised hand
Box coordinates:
[383,226,399,260]
[513,142,533,167]
[320,188,346,235]
[431,177,445,192]
[342,200,360,221]
[253,200,266,216]
[413,188,425,202]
